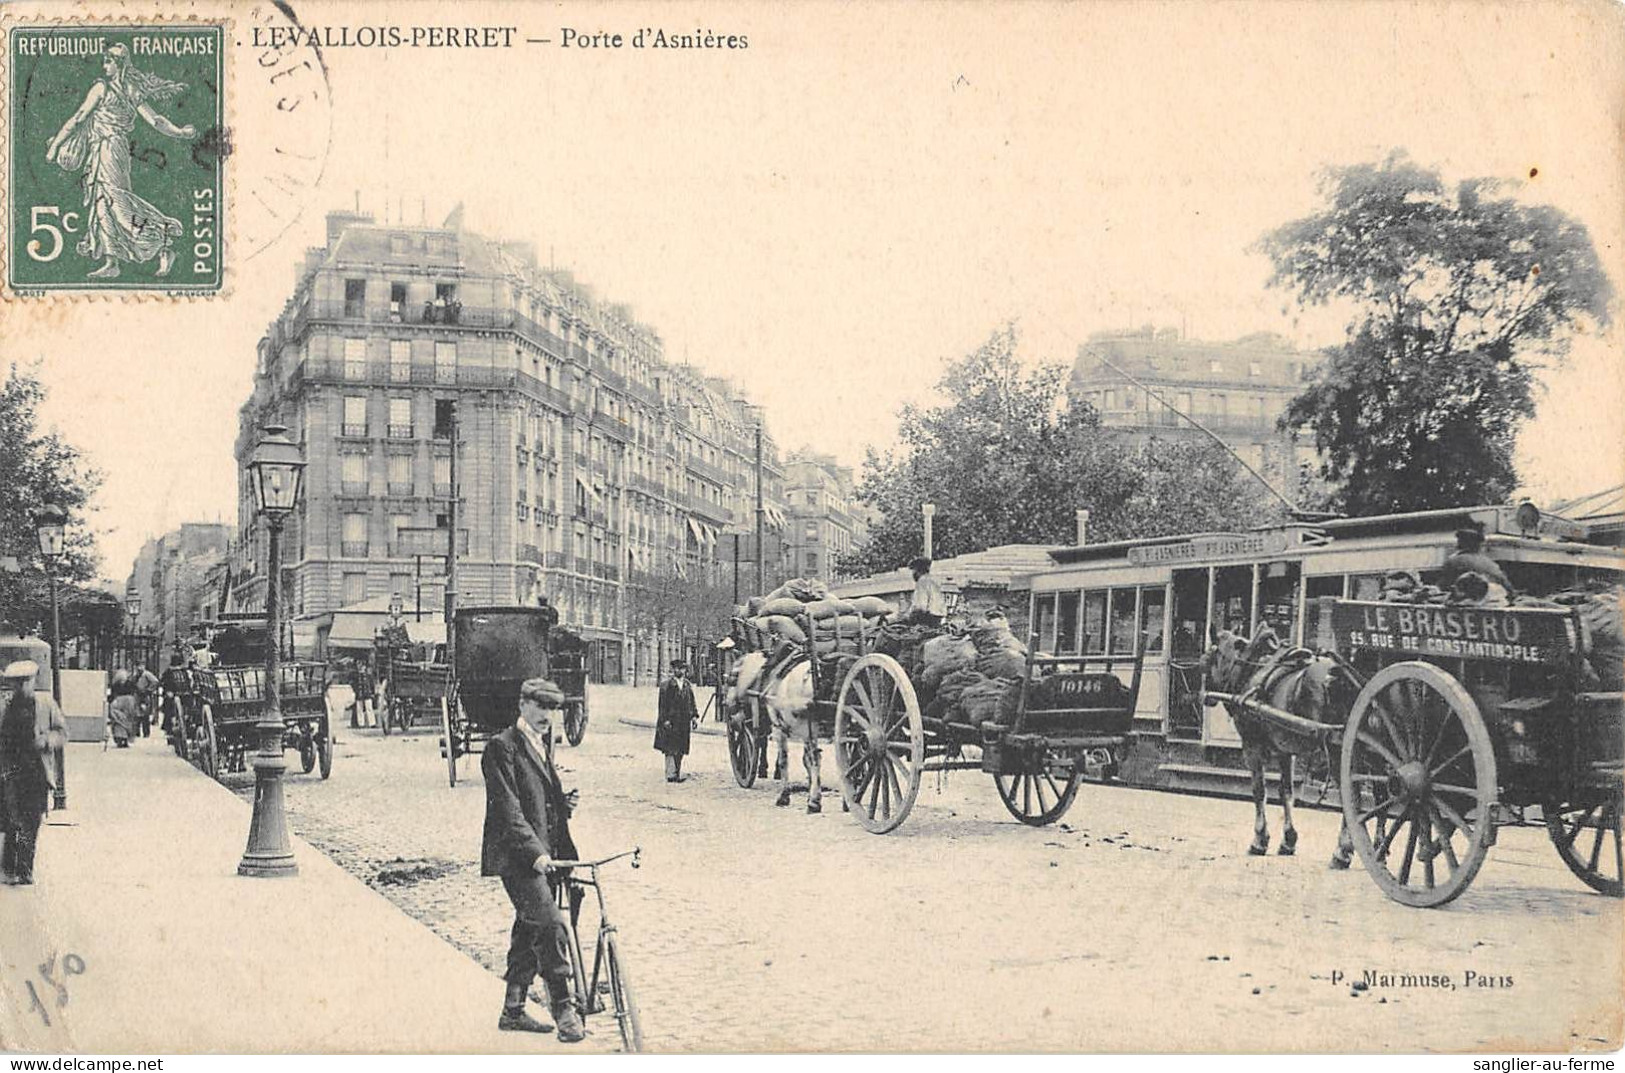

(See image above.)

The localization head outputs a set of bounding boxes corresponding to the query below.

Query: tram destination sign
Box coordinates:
[1330,600,1571,666]
[1127,531,1291,566]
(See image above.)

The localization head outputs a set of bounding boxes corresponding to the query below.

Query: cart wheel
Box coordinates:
[726,695,760,789]
[440,695,458,788]
[198,703,220,781]
[1339,661,1496,908]
[299,735,317,774]
[564,699,588,747]
[835,654,924,834]
[994,752,1082,826]
[170,697,191,760]
[1545,791,1623,897]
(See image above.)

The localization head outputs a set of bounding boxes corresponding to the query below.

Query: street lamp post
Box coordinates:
[125,587,141,670]
[34,503,66,811]
[238,425,306,879]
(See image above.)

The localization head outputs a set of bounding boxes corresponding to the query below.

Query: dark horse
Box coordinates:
[1202,626,1362,864]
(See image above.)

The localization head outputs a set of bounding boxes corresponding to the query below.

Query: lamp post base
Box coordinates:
[238,729,298,878]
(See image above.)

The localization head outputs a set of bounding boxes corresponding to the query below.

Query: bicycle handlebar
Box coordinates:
[544,847,640,870]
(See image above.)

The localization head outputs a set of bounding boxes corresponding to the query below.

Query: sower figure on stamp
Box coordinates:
[1,661,66,886]
[481,677,587,1043]
[44,42,197,280]
[654,659,697,783]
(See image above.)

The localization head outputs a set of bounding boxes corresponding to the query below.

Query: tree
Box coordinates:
[625,560,736,682]
[0,362,104,635]
[841,325,1280,575]
[1259,152,1613,515]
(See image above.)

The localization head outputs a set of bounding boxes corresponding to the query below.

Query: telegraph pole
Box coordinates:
[754,426,765,595]
[444,402,459,670]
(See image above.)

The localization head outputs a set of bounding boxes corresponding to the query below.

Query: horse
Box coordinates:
[1201,625,1362,865]
[728,649,826,814]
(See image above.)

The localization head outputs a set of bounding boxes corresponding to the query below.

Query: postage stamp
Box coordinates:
[6,21,226,295]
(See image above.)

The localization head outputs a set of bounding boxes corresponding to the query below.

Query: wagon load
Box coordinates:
[763,577,831,604]
[970,618,1028,680]
[1552,585,1625,689]
[919,634,977,690]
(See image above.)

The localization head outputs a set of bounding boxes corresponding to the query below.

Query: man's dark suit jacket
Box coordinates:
[480,725,579,878]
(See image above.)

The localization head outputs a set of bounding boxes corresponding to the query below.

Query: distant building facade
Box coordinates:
[783,450,864,583]
[228,209,792,681]
[1071,328,1323,482]
[123,522,232,653]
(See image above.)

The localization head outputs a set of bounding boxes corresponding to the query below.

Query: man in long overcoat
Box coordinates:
[480,677,586,1042]
[1,661,66,885]
[654,659,698,782]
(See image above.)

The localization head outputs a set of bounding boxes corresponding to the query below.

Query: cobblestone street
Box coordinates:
[227,685,1621,1053]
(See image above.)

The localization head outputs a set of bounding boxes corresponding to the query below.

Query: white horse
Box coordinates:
[729,650,827,813]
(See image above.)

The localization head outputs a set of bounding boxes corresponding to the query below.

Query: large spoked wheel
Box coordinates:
[726,694,760,789]
[170,697,191,761]
[1339,661,1497,908]
[835,654,924,834]
[197,703,220,781]
[1545,791,1624,897]
[564,696,589,747]
[440,694,459,788]
[603,932,644,1053]
[994,749,1083,826]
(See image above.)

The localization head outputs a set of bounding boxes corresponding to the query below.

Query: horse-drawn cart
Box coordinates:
[439,607,590,787]
[178,661,332,782]
[723,609,1144,834]
[375,627,451,735]
[1210,596,1623,907]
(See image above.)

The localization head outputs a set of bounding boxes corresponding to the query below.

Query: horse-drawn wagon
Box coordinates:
[722,597,1144,833]
[438,606,591,787]
[374,626,450,734]
[1207,594,1623,907]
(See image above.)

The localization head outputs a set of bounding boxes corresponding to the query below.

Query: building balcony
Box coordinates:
[340,481,369,496]
[574,556,592,575]
[685,454,729,485]
[574,453,590,470]
[594,562,620,582]
[387,424,413,440]
[340,423,368,438]
[590,509,608,527]
[627,379,661,406]
[593,411,632,442]
[341,542,369,557]
[688,496,732,526]
[546,551,568,568]
[387,483,415,496]
[590,356,626,391]
[517,543,544,566]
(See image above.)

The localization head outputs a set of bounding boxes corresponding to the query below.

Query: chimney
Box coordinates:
[1075,509,1090,546]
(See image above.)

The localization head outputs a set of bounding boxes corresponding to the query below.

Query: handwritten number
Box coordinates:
[26,981,50,1026]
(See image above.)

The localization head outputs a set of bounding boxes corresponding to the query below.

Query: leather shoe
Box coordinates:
[552,1002,587,1044]
[498,1007,554,1033]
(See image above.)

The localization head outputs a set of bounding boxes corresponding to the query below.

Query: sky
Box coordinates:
[5,0,1623,587]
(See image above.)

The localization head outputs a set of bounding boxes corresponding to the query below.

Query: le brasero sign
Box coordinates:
[1331,600,1571,666]
[1127,531,1291,566]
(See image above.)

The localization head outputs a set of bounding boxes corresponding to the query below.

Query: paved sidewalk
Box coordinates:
[0,737,619,1054]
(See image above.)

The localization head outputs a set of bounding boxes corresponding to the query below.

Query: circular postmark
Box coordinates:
[235,0,332,262]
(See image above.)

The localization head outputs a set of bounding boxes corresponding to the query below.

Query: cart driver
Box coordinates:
[1441,527,1511,603]
[899,557,947,627]
[480,677,586,1043]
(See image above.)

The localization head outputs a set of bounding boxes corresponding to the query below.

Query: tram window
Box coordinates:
[1305,575,1345,600]
[1109,587,1138,655]
[1258,560,1301,642]
[1081,590,1107,655]
[1211,564,1254,637]
[1350,574,1385,601]
[1140,586,1166,655]
[1033,594,1057,654]
[1056,591,1081,655]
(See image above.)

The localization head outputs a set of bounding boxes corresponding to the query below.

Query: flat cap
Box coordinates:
[519,677,566,708]
[2,659,39,680]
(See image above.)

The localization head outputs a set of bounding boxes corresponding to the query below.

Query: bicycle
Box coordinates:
[547,848,644,1052]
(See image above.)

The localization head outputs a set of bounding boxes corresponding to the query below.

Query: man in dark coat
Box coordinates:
[1,661,66,885]
[654,659,698,782]
[480,677,586,1042]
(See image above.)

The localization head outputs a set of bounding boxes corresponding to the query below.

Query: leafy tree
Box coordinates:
[841,325,1280,575]
[625,559,736,681]
[1260,151,1613,514]
[0,362,104,635]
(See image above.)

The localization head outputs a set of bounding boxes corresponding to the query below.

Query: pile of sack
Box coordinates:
[914,617,1031,727]
[1553,585,1624,689]
[741,577,897,656]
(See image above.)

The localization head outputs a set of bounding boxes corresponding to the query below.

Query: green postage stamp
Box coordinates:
[6,21,225,294]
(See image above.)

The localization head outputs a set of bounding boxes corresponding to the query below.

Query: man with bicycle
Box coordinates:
[481,677,587,1043]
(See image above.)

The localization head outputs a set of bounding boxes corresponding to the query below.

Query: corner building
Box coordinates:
[230,210,791,681]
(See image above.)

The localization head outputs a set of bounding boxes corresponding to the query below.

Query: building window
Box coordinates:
[388,454,412,493]
[803,520,818,540]
[1176,391,1192,415]
[1209,359,1223,374]
[1211,392,1228,416]
[341,513,368,557]
[344,279,365,319]
[390,340,411,382]
[388,397,412,438]
[341,572,367,606]
[433,456,451,496]
[434,341,457,384]
[342,395,367,437]
[1103,388,1117,410]
[805,551,818,572]
[1248,361,1263,378]
[344,338,367,380]
[341,453,366,492]
[390,282,407,323]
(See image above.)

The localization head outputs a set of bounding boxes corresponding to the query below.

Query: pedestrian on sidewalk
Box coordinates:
[654,659,697,783]
[480,677,586,1043]
[1,661,66,886]
[134,666,158,737]
[106,670,137,748]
